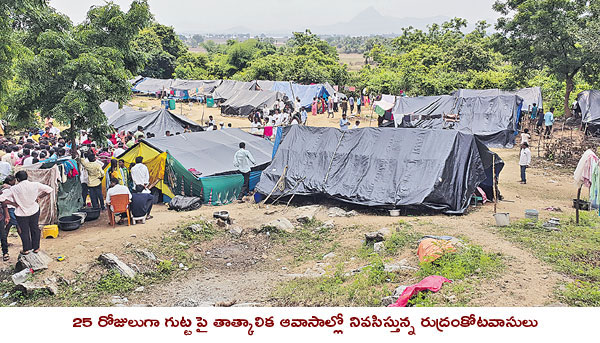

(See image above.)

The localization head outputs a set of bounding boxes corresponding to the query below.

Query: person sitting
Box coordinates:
[105,177,131,225]
[130,185,154,221]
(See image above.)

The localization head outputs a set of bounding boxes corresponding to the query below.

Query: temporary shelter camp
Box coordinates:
[392,94,522,148]
[170,80,223,100]
[453,87,543,112]
[133,78,174,95]
[212,80,257,102]
[220,90,286,117]
[256,126,502,214]
[117,129,274,205]
[253,81,332,109]
[107,107,203,134]
[576,90,600,135]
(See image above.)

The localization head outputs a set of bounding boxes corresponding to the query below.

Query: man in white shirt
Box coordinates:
[0,160,10,182]
[250,118,261,134]
[48,121,60,137]
[106,177,132,224]
[131,156,150,190]
[0,171,52,254]
[295,97,301,113]
[352,120,360,129]
[233,142,255,201]
[113,143,125,158]
[519,142,532,184]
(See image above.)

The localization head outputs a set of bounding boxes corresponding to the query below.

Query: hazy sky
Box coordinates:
[49,0,499,33]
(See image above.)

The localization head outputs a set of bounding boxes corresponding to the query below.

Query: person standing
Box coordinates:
[519,142,531,184]
[130,156,150,191]
[301,107,308,125]
[0,171,52,255]
[233,142,255,202]
[79,152,105,210]
[349,96,355,114]
[530,103,538,121]
[341,97,348,116]
[333,93,339,112]
[327,96,334,118]
[311,97,318,116]
[356,95,362,115]
[0,186,9,261]
[544,107,554,139]
[521,128,531,145]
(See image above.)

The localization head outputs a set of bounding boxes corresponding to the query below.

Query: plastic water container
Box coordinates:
[493,213,510,227]
[169,99,176,110]
[525,209,539,221]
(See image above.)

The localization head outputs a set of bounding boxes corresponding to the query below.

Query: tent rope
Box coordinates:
[323,131,346,184]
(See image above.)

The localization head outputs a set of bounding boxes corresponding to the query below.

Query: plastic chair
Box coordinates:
[108,194,131,227]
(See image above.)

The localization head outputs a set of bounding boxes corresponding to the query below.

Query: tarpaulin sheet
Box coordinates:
[171,79,222,98]
[453,87,542,110]
[108,108,202,135]
[16,165,59,225]
[256,126,488,214]
[212,80,257,101]
[392,95,521,148]
[220,90,284,117]
[57,176,84,218]
[133,78,174,94]
[577,90,600,125]
[145,128,274,177]
[292,84,330,109]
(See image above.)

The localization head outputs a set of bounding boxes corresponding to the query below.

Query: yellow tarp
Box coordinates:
[102,143,174,199]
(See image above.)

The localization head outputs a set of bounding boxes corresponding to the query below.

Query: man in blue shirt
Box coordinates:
[544,107,554,139]
[301,108,308,125]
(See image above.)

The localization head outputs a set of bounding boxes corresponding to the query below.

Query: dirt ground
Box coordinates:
[0,98,582,306]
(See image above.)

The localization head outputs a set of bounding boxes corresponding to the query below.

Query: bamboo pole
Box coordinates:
[493,154,497,214]
[576,184,582,225]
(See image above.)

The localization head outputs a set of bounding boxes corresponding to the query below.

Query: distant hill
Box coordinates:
[311,6,450,36]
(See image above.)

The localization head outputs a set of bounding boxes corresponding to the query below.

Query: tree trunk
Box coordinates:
[564,75,574,118]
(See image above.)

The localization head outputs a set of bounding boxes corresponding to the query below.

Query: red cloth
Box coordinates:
[388,275,451,307]
[264,126,273,137]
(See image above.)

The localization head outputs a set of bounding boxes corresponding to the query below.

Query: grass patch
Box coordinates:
[417,245,503,280]
[271,219,336,263]
[272,254,401,306]
[499,212,600,306]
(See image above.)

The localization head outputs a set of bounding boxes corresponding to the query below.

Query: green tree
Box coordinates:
[494,0,600,117]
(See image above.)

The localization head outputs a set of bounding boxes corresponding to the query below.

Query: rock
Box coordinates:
[134,286,145,292]
[216,219,227,228]
[327,207,357,217]
[295,205,321,223]
[384,260,418,272]
[179,263,185,269]
[365,232,385,243]
[393,285,409,297]
[263,218,295,233]
[175,298,199,307]
[373,242,385,253]
[98,253,137,278]
[187,224,203,233]
[11,268,32,285]
[14,281,56,296]
[130,234,137,238]
[111,296,129,304]
[445,295,457,303]
[381,296,399,307]
[15,251,51,272]
[229,226,244,237]
[135,249,157,261]
[378,227,392,237]
[323,252,336,260]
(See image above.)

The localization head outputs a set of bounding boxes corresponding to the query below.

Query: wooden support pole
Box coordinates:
[493,154,497,214]
[576,184,582,225]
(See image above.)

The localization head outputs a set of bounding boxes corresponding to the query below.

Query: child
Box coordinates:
[519,142,531,184]
[521,128,531,145]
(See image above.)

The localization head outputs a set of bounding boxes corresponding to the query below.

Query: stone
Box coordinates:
[381,296,399,307]
[295,205,321,223]
[15,251,51,272]
[327,207,357,217]
[175,298,200,307]
[111,296,129,304]
[263,218,295,233]
[134,286,145,292]
[384,260,418,272]
[216,219,227,228]
[323,252,336,260]
[179,263,185,269]
[11,268,32,285]
[14,281,56,296]
[229,226,244,237]
[393,285,409,297]
[187,224,203,233]
[98,253,137,278]
[231,303,261,307]
[377,227,393,237]
[373,242,385,253]
[365,232,385,243]
[135,249,157,261]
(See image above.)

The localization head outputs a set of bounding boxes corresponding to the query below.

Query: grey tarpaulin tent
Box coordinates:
[392,94,522,148]
[133,78,174,94]
[170,79,223,99]
[212,80,257,102]
[220,90,285,117]
[453,87,542,111]
[577,90,600,126]
[108,107,203,134]
[256,126,495,214]
[145,128,274,177]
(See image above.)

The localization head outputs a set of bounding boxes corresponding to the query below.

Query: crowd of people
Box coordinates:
[0,121,159,260]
